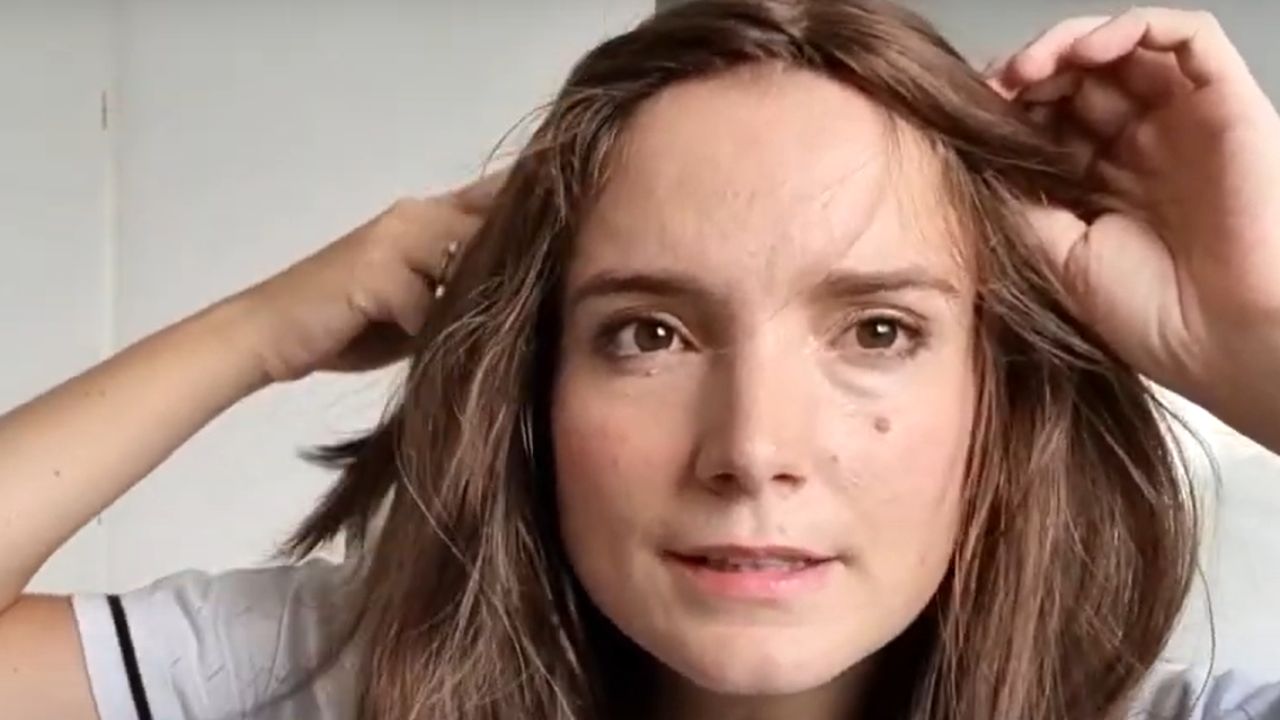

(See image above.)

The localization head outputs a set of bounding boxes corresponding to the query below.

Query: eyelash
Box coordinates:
[594,313,691,360]
[832,310,927,360]
[592,309,928,362]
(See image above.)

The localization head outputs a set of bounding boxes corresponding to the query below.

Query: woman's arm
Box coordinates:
[0,298,268,612]
[0,294,282,720]
[0,174,501,718]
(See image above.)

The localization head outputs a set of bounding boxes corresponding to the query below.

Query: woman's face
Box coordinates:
[552,66,977,701]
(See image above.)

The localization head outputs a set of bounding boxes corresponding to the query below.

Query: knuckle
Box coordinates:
[379,197,431,235]
[348,284,382,318]
[1130,121,1161,155]
[387,195,424,217]
[356,231,396,268]
[1194,10,1222,31]
[446,209,481,240]
[1060,234,1095,311]
[1115,120,1160,168]
[1075,14,1112,29]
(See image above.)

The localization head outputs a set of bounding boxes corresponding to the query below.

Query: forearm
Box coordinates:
[0,296,271,609]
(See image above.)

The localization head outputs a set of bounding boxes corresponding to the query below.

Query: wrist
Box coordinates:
[192,293,278,396]
[1196,344,1280,455]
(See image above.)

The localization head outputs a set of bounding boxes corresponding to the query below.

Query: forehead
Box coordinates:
[571,64,969,295]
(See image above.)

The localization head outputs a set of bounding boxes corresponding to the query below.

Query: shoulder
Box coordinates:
[72,559,360,720]
[1132,661,1280,719]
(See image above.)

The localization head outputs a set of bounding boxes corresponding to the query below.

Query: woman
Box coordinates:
[2,0,1278,718]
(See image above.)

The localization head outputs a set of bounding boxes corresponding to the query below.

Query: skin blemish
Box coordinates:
[873,416,892,434]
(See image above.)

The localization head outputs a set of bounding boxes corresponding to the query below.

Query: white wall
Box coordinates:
[9,0,651,593]
[0,0,114,592]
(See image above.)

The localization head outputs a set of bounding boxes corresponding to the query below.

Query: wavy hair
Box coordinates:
[288,1,1199,718]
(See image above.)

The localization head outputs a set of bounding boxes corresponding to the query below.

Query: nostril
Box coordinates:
[706,472,746,497]
[772,471,805,486]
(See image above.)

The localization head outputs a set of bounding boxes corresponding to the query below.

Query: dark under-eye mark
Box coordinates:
[873,416,892,434]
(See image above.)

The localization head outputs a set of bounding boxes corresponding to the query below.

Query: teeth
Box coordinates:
[700,557,812,572]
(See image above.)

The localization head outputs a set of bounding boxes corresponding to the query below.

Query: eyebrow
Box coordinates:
[567,271,716,311]
[812,266,961,302]
[566,265,960,310]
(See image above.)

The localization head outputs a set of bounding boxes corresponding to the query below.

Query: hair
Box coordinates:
[286,1,1200,718]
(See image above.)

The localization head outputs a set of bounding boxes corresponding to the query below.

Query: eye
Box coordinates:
[602,317,687,358]
[854,318,901,350]
[837,313,923,357]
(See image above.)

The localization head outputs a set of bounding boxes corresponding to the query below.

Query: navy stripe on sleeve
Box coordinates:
[106,594,155,720]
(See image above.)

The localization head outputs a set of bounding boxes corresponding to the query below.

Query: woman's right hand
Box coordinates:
[235,171,505,383]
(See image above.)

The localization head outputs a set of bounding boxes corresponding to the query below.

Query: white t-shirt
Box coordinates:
[71,561,1280,720]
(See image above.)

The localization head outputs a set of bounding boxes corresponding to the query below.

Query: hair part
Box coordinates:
[288,2,1200,718]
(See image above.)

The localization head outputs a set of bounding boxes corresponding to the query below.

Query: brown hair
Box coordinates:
[288,1,1199,718]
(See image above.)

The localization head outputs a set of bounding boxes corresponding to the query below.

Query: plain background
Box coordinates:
[3,0,1278,678]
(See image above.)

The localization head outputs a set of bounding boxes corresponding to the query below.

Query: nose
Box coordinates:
[692,339,815,497]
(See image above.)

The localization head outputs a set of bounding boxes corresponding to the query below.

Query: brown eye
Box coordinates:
[634,321,675,352]
[854,318,901,350]
[606,319,685,357]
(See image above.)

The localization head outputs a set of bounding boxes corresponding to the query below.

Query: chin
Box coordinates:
[653,625,861,696]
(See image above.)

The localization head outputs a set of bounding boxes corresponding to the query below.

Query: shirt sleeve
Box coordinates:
[1133,662,1280,719]
[70,559,359,720]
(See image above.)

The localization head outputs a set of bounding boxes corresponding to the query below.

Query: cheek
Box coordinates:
[830,356,975,579]
[550,364,694,567]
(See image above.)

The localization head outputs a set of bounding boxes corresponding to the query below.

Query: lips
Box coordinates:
[663,545,839,601]
[686,556,819,572]
[670,544,836,567]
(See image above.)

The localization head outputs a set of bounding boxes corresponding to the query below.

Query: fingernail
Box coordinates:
[982,54,1010,77]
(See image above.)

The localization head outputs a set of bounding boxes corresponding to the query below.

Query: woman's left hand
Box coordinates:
[991,8,1280,453]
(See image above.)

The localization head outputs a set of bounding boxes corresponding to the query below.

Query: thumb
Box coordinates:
[1022,203,1117,330]
[1023,203,1090,299]
[1022,203,1177,372]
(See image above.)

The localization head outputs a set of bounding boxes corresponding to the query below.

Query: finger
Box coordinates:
[451,167,510,216]
[1069,74,1143,142]
[1023,102,1057,134]
[1018,69,1083,104]
[1111,48,1193,106]
[1019,56,1184,110]
[1021,204,1091,313]
[398,209,481,279]
[982,54,1018,99]
[1002,16,1112,88]
[325,326,415,373]
[379,263,436,336]
[1111,116,1164,173]
[987,76,1017,101]
[1066,8,1249,88]
[1060,125,1099,178]
[1091,159,1147,209]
